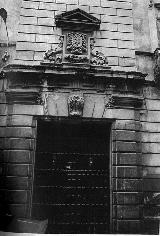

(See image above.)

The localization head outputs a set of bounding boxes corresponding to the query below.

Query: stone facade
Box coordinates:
[1,0,160,234]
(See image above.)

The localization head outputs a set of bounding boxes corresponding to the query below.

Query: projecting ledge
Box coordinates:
[2,64,147,81]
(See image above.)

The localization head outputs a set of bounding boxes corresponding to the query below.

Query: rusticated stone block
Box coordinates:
[20,16,37,25]
[5,138,34,150]
[117,220,142,234]
[113,179,142,191]
[16,42,51,52]
[142,154,160,166]
[39,2,66,11]
[20,8,54,18]
[0,127,6,137]
[17,33,36,42]
[79,0,100,6]
[142,143,160,154]
[0,138,5,149]
[11,104,43,116]
[90,6,116,15]
[115,120,141,131]
[3,150,32,163]
[0,105,7,115]
[117,205,141,219]
[6,164,32,177]
[7,115,34,127]
[0,176,31,190]
[0,93,6,104]
[18,24,54,35]
[0,116,7,126]
[113,166,142,178]
[101,0,132,10]
[5,127,34,138]
[22,1,39,9]
[115,141,141,153]
[113,192,143,205]
[113,153,141,166]
[143,219,159,234]
[15,51,34,61]
[3,190,28,204]
[143,178,160,191]
[6,204,28,218]
[113,130,140,142]
[101,15,133,25]
[143,167,160,178]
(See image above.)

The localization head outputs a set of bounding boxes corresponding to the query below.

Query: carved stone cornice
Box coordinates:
[3,64,146,82]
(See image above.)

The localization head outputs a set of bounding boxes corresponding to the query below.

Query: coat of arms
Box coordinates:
[66,32,87,55]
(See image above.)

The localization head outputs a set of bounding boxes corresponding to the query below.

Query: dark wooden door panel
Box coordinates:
[33,186,109,204]
[36,153,108,170]
[32,120,110,233]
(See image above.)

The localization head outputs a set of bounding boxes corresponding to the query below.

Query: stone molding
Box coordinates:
[55,8,101,31]
[42,35,109,68]
[5,90,143,110]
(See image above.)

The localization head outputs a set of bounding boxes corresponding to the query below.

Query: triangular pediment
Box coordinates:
[55,8,101,30]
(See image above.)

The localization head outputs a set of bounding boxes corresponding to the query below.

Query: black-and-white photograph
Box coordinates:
[0,0,159,234]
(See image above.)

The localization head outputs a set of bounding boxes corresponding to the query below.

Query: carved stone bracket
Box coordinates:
[38,91,49,115]
[105,96,114,109]
[68,94,84,116]
[43,36,64,64]
[2,51,10,62]
[90,38,108,67]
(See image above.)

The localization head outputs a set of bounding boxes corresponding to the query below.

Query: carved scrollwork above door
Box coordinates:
[41,8,110,70]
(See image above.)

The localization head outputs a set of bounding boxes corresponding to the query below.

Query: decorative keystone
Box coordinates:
[68,94,84,117]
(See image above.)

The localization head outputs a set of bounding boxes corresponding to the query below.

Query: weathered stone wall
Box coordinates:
[0,0,21,68]
[0,0,21,43]
[140,85,160,234]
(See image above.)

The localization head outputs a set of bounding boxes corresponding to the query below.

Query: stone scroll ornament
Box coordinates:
[90,38,108,66]
[68,94,84,116]
[43,36,64,64]
[42,33,108,67]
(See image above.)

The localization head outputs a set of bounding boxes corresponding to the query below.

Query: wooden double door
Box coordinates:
[32,119,111,233]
